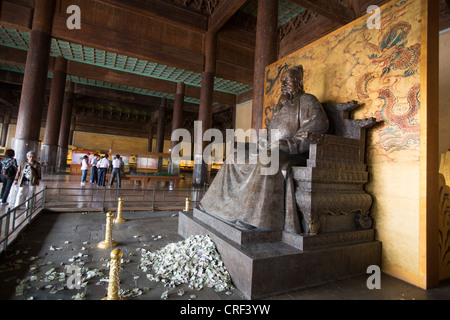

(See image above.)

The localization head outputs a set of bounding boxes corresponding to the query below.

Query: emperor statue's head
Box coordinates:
[280,65,304,100]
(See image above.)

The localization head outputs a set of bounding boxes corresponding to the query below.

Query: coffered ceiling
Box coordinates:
[0,0,449,114]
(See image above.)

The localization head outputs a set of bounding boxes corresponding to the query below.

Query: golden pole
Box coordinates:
[114,197,126,223]
[98,211,118,249]
[184,197,190,211]
[102,249,123,300]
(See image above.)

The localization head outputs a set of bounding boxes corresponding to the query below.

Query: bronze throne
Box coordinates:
[293,101,378,235]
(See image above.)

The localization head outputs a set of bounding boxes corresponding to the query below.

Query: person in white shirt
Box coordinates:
[90,154,100,184]
[109,154,123,188]
[80,155,89,186]
[97,154,110,187]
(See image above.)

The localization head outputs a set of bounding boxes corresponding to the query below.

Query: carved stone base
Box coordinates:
[192,207,282,245]
[282,228,375,250]
[178,209,381,300]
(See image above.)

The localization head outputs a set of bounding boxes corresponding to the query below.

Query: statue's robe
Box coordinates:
[200,92,329,233]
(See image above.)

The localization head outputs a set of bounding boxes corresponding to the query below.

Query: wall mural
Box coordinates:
[264,0,422,162]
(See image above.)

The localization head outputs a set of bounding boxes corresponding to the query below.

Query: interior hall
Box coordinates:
[0,0,449,304]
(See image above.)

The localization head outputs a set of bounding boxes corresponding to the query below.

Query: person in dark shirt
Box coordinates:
[0,149,18,205]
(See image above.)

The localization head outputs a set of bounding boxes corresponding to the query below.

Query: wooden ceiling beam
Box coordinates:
[290,0,356,25]
[0,45,29,66]
[0,0,33,31]
[0,46,235,105]
[1,1,254,85]
[73,83,162,108]
[209,0,248,33]
[51,14,205,74]
[94,0,208,32]
[66,60,176,95]
[67,60,236,105]
[74,83,202,114]
[0,69,52,91]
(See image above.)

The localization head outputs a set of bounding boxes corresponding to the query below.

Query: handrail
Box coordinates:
[0,188,46,253]
[42,186,206,211]
[0,185,208,254]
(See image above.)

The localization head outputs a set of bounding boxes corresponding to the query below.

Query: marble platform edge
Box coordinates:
[193,207,375,250]
[178,210,382,300]
[193,207,282,245]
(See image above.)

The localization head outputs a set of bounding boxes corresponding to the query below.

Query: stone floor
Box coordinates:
[1,172,450,304]
[0,210,245,301]
[1,208,450,302]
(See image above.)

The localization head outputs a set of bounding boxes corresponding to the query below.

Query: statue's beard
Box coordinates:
[273,90,293,115]
[281,89,294,102]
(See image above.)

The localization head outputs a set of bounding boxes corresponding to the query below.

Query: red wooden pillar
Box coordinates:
[148,125,154,152]
[42,56,67,172]
[56,81,74,172]
[14,0,56,164]
[1,108,11,147]
[68,113,76,147]
[171,81,185,150]
[155,97,167,153]
[251,0,278,141]
[169,82,185,174]
[193,30,216,186]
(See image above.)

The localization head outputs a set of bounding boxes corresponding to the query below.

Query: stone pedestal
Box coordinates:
[178,208,381,300]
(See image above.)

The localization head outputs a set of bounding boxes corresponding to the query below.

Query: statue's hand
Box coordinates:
[295,131,310,140]
[295,131,325,144]
[258,137,289,152]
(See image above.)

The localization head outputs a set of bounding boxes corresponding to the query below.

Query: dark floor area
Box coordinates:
[1,209,450,303]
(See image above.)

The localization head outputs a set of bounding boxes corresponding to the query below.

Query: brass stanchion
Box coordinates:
[184,197,190,211]
[114,197,126,223]
[102,249,124,300]
[98,211,118,249]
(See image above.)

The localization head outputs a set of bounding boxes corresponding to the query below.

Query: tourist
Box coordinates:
[90,154,100,184]
[80,155,89,186]
[109,154,122,188]
[13,151,41,208]
[0,149,18,205]
[97,154,109,187]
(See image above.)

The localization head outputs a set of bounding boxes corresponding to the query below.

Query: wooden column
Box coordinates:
[41,56,67,172]
[68,113,76,147]
[148,125,154,152]
[419,0,439,289]
[251,0,278,141]
[171,81,185,150]
[14,0,56,164]
[193,30,216,186]
[155,97,167,153]
[56,81,74,172]
[1,108,12,147]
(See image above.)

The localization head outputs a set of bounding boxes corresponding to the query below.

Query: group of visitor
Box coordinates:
[0,149,41,208]
[80,153,123,188]
[0,149,125,208]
